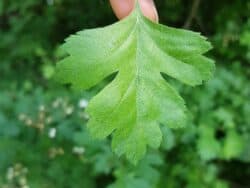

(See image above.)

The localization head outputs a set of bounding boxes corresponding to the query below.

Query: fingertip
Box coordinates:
[139,0,159,22]
[109,0,133,20]
[110,0,158,22]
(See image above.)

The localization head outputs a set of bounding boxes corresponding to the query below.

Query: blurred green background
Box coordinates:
[0,0,250,187]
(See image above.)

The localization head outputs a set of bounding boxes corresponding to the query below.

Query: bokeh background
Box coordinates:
[0,0,250,187]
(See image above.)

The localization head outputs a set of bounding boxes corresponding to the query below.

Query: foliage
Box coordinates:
[0,0,250,187]
[55,3,214,164]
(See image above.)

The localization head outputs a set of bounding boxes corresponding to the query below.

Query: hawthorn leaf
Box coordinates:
[55,4,214,164]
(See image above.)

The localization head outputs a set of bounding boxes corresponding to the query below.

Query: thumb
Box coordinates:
[109,0,158,22]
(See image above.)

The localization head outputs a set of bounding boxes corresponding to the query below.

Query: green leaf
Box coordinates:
[161,126,175,151]
[55,4,214,163]
[197,126,221,161]
[223,129,244,159]
[240,31,250,47]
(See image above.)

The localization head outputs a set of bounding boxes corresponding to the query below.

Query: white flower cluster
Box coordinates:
[4,163,29,188]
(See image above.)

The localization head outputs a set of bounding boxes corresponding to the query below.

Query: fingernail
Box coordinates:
[146,0,159,22]
[152,3,159,22]
[139,0,159,22]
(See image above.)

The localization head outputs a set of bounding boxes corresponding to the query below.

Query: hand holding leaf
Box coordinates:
[55,2,214,164]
